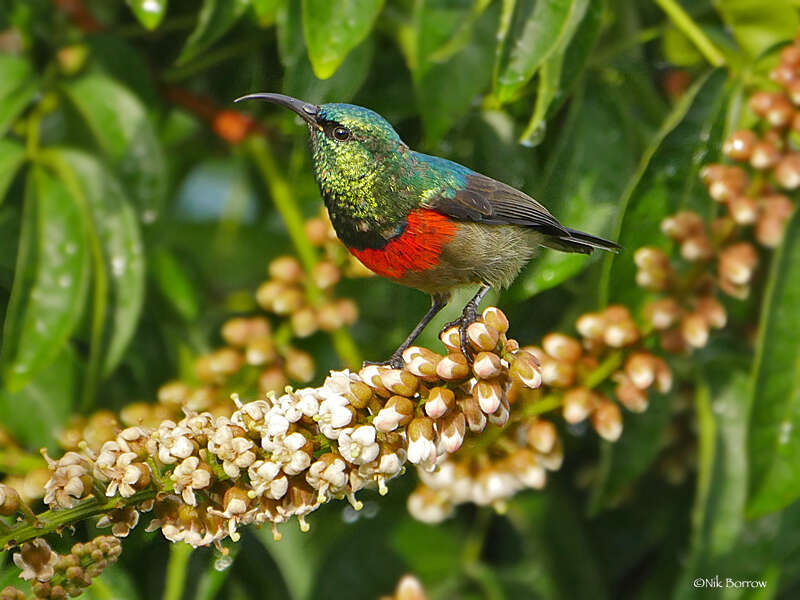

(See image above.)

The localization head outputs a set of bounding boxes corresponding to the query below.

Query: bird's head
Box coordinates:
[236,93,405,184]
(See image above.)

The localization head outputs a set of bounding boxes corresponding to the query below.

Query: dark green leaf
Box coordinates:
[149,247,201,321]
[301,0,384,79]
[0,139,26,206]
[492,0,588,105]
[1,167,89,391]
[510,78,636,299]
[601,69,729,309]
[0,347,78,452]
[0,54,38,136]
[62,72,167,219]
[673,362,750,598]
[177,0,251,65]
[413,2,498,146]
[714,0,798,58]
[55,149,146,376]
[747,208,800,517]
[127,0,167,30]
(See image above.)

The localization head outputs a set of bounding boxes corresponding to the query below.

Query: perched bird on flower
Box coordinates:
[237,93,620,366]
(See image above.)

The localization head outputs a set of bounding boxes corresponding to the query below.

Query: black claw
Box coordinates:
[440,303,480,365]
[363,354,405,370]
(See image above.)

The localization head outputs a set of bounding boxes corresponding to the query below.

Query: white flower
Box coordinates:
[373,405,404,432]
[248,460,289,499]
[407,487,453,524]
[293,389,320,417]
[316,395,352,439]
[266,410,290,437]
[43,451,90,509]
[150,421,195,464]
[269,432,311,475]
[207,420,256,478]
[307,454,348,502]
[171,457,212,505]
[337,425,379,465]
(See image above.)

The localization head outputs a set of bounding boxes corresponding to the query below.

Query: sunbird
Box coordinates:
[237,93,621,368]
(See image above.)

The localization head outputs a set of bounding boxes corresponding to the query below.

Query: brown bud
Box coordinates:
[473,379,504,415]
[592,399,623,441]
[722,129,757,161]
[727,196,759,225]
[575,312,605,340]
[459,395,487,433]
[157,381,191,408]
[402,346,442,378]
[693,296,726,329]
[380,369,419,396]
[311,261,340,290]
[259,366,289,393]
[424,387,456,419]
[472,351,503,379]
[510,351,542,389]
[681,312,710,348]
[562,387,596,423]
[336,298,359,325]
[0,484,20,516]
[268,255,304,284]
[614,372,649,412]
[436,353,470,381]
[542,333,582,363]
[750,141,781,170]
[719,243,758,286]
[255,280,285,311]
[439,326,462,353]
[284,348,314,382]
[482,306,509,334]
[438,410,466,453]
[271,286,305,315]
[681,234,713,261]
[774,153,800,189]
[644,298,681,330]
[527,419,557,454]
[316,301,344,332]
[290,306,319,337]
[304,217,329,245]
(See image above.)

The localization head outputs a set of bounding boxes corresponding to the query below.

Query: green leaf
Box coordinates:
[1,167,90,391]
[0,139,26,206]
[492,0,588,105]
[177,0,251,65]
[62,72,167,219]
[412,1,498,146]
[601,69,729,310]
[0,348,78,452]
[149,247,201,321]
[55,149,146,376]
[301,0,384,79]
[253,0,284,26]
[278,0,374,104]
[673,362,750,598]
[74,565,141,600]
[509,77,636,299]
[747,208,800,517]
[714,0,799,58]
[0,54,38,136]
[127,0,167,30]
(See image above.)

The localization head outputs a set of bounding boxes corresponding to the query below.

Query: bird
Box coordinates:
[236,93,621,368]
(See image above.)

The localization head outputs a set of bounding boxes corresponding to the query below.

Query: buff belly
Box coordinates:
[393,223,540,295]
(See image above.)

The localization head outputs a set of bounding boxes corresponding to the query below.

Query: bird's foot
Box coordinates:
[362,353,405,370]
[440,302,480,364]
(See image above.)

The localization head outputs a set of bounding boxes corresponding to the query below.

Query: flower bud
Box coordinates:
[271,286,305,315]
[614,373,649,413]
[473,380,503,415]
[290,306,319,337]
[681,313,709,348]
[284,348,314,383]
[0,484,20,516]
[304,217,329,245]
[336,298,359,325]
[562,387,596,423]
[407,417,437,470]
[527,419,557,454]
[311,261,340,289]
[269,255,304,283]
[438,411,466,453]
[509,351,542,389]
[693,296,726,329]
[466,321,499,352]
[482,306,509,334]
[575,312,605,340]
[719,243,758,286]
[750,141,780,170]
[459,395,487,433]
[774,153,800,189]
[472,351,503,379]
[374,396,415,432]
[722,129,757,161]
[542,333,582,363]
[727,196,759,224]
[402,346,442,378]
[436,353,470,381]
[592,399,623,441]
[255,280,285,311]
[380,369,419,397]
[259,366,288,394]
[246,337,278,366]
[316,301,344,331]
[439,326,462,352]
[424,387,455,419]
[488,397,510,427]
[681,234,713,261]
[644,298,681,330]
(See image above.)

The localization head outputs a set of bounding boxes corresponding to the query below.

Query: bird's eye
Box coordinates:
[332,126,351,141]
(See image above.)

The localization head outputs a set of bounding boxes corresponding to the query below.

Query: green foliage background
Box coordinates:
[1,0,800,598]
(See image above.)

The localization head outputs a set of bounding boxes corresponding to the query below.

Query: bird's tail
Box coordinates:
[540,228,622,255]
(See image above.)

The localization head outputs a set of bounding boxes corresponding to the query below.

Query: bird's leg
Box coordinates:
[439,285,491,364]
[364,293,450,369]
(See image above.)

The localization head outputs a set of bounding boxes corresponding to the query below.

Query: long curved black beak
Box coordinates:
[235,93,320,127]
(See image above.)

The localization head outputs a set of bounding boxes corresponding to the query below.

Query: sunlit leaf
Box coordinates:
[1,167,89,391]
[747,209,800,518]
[177,0,251,65]
[714,0,799,57]
[0,139,26,206]
[253,0,284,26]
[0,54,38,136]
[301,0,384,79]
[127,0,168,30]
[55,149,146,376]
[62,72,167,220]
[492,0,588,105]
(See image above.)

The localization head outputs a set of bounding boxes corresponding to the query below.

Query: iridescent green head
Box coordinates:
[235,93,405,184]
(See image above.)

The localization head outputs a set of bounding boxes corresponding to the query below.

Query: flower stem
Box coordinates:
[584,351,624,390]
[247,136,362,369]
[654,0,725,66]
[0,489,155,550]
[163,542,194,600]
